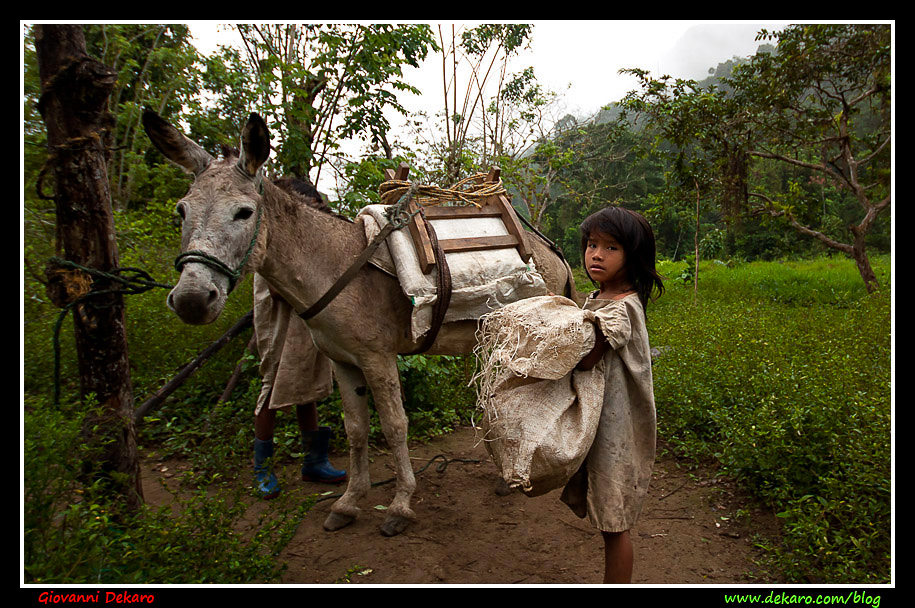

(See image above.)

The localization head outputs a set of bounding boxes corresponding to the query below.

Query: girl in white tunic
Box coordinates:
[560,207,664,583]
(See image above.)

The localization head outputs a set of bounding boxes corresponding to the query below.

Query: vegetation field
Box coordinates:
[23,23,891,585]
[646,256,892,583]
[24,239,892,583]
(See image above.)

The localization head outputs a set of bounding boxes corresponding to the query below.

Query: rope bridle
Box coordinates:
[172,163,264,294]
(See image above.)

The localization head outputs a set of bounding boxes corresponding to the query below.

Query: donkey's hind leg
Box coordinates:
[323,362,371,532]
[362,356,416,537]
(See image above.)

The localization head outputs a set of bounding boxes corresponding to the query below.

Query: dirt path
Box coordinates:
[143,425,781,585]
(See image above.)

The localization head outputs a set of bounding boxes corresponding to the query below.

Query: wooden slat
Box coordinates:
[381,163,436,273]
[422,205,502,219]
[383,162,411,182]
[439,235,520,253]
[492,194,531,262]
[482,167,532,262]
[407,199,436,273]
[383,164,534,274]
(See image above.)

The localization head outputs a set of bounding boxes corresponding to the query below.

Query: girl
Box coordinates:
[560,206,664,583]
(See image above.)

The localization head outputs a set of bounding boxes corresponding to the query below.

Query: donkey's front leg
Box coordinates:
[323,362,371,532]
[364,357,416,537]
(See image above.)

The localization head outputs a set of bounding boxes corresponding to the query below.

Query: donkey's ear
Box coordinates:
[142,110,213,175]
[237,113,271,177]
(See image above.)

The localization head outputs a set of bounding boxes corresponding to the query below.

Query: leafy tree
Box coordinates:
[82,24,203,209]
[428,23,533,185]
[233,24,437,187]
[486,66,578,231]
[732,24,891,291]
[543,116,665,256]
[618,24,891,290]
[185,43,262,153]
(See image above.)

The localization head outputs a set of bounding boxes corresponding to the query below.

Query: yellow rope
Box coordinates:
[378,172,507,209]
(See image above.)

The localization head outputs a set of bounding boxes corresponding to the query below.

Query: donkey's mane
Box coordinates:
[219,144,339,218]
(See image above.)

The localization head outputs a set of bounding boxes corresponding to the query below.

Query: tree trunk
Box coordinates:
[694,178,700,298]
[850,225,879,294]
[35,24,143,511]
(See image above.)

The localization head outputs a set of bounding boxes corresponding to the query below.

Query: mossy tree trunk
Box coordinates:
[35,24,143,511]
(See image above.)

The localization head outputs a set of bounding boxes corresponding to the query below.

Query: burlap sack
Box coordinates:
[473,295,605,496]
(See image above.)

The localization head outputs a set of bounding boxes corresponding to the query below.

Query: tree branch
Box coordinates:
[748,191,853,254]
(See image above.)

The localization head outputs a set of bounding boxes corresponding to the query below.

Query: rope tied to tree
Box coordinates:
[46,256,176,407]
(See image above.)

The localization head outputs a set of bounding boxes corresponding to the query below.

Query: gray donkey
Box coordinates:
[143,111,579,536]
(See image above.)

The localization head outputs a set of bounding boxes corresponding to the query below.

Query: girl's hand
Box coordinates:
[577,331,608,371]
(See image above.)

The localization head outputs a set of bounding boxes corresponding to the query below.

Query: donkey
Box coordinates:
[143,111,580,536]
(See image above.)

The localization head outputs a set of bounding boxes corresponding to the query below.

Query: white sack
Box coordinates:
[359,204,548,341]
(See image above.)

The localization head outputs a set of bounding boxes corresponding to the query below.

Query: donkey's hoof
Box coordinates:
[494,478,513,496]
[323,511,355,532]
[380,514,413,537]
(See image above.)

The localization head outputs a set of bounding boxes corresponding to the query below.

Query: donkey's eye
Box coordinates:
[233,207,254,221]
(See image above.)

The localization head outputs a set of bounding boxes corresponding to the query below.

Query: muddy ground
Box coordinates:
[143,424,782,586]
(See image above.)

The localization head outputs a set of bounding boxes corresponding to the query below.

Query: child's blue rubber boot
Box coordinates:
[253,437,281,499]
[301,426,347,483]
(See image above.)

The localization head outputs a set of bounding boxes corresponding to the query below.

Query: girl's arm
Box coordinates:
[577,332,609,371]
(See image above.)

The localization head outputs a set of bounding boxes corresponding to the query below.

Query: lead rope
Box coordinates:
[45,258,176,407]
[312,454,482,503]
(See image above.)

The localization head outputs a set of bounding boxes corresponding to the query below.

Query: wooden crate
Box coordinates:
[382,164,531,274]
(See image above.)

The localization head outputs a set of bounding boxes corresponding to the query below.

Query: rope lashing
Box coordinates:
[46,257,176,407]
[378,172,509,210]
[173,202,263,294]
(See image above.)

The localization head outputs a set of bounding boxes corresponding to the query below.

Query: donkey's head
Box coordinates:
[143,111,271,324]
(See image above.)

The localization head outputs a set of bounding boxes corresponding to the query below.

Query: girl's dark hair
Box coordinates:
[580,206,665,311]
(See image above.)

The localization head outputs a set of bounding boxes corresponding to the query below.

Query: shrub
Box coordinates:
[24,393,308,584]
[649,255,891,583]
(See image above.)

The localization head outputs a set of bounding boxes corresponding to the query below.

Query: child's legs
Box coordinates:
[295,402,318,434]
[256,400,319,440]
[601,530,633,583]
[254,403,277,441]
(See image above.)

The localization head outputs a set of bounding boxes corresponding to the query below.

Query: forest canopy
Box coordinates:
[23,23,892,289]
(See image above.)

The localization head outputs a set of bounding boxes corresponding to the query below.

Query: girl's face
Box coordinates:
[585,231,629,292]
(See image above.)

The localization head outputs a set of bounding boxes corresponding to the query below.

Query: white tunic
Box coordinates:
[253,274,333,413]
[560,292,657,533]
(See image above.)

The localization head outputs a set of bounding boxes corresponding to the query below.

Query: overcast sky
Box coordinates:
[525,21,787,115]
[190,21,788,119]
[188,21,790,189]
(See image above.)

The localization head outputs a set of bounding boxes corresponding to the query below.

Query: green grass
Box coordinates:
[648,254,892,583]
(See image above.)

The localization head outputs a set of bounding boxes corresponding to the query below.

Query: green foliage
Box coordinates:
[396,355,477,441]
[233,24,437,181]
[699,227,725,259]
[24,393,309,584]
[612,24,891,291]
[336,155,417,216]
[649,255,891,583]
[81,24,204,209]
[674,255,696,286]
